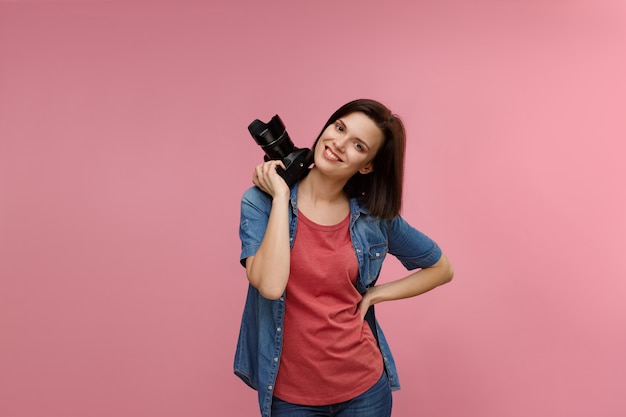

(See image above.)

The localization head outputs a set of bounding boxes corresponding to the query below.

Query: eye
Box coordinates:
[354,142,365,152]
[335,122,344,132]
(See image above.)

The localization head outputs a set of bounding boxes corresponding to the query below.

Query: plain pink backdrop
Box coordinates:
[1,1,625,416]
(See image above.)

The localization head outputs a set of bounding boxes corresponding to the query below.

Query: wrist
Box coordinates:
[364,285,385,306]
[271,192,290,205]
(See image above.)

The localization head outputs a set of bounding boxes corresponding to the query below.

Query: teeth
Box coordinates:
[325,147,340,161]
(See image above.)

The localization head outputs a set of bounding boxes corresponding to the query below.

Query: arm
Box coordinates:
[245,160,291,300]
[359,253,453,321]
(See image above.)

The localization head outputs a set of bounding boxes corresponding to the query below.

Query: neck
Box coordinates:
[298,168,348,205]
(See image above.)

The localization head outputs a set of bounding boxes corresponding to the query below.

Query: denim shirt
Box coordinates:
[235,182,442,417]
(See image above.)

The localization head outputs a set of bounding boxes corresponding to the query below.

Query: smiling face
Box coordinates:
[313,111,384,180]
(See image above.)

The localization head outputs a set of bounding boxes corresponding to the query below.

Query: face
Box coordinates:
[313,112,384,179]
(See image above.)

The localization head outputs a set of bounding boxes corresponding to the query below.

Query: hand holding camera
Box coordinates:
[248,115,314,187]
[252,160,290,199]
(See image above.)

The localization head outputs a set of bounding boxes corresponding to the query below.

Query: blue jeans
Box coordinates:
[270,372,392,417]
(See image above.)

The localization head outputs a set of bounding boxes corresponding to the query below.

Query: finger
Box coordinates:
[270,160,287,177]
[263,160,278,175]
[252,164,266,188]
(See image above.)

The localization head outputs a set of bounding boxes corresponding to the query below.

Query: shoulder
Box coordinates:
[240,186,274,221]
[385,214,427,236]
[242,185,271,206]
[356,212,420,238]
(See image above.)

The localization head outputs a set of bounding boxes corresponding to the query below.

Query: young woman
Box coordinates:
[235,99,453,417]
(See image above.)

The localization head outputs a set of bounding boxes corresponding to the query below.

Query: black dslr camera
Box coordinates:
[248,115,313,187]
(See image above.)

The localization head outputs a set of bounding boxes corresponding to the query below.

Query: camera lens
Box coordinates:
[248,115,295,160]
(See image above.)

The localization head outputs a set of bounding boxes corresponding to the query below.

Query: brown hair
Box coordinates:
[312,99,406,219]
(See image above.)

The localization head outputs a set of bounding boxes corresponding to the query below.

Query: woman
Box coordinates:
[235,99,453,417]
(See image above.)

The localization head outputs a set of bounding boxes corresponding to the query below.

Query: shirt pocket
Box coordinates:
[366,243,388,284]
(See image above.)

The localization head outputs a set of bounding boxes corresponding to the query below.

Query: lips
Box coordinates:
[324,146,342,162]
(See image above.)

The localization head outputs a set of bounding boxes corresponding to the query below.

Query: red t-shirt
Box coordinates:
[273,210,383,405]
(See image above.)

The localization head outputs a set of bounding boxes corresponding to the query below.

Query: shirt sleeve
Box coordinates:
[386,215,442,270]
[239,186,272,267]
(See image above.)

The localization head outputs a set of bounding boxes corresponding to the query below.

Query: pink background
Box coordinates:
[1,1,625,416]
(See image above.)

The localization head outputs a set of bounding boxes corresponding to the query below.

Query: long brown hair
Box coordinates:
[312,99,406,219]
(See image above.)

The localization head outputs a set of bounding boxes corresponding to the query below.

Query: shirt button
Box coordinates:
[274,357,278,362]
[277,327,282,332]
[268,385,273,391]
[376,252,380,257]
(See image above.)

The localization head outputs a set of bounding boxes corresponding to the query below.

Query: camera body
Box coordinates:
[248,115,313,187]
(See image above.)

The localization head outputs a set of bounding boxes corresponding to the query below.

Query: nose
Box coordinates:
[333,134,348,151]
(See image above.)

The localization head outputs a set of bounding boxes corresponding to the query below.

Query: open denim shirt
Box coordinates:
[235,182,442,417]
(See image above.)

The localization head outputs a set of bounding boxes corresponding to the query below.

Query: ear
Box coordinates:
[359,163,374,175]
